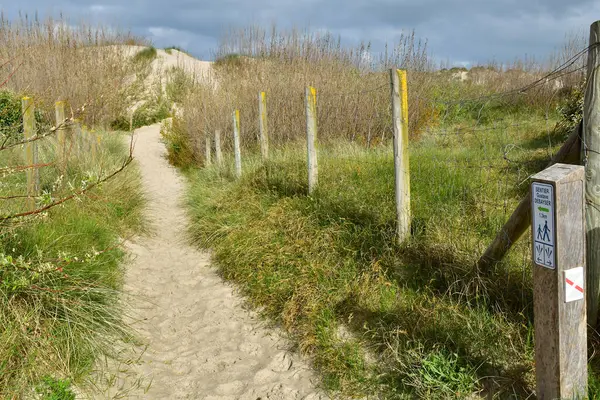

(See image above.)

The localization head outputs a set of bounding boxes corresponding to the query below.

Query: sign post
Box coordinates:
[531,163,587,399]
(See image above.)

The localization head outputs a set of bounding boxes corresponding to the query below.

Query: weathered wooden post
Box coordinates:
[531,163,587,399]
[205,135,212,167]
[258,91,269,160]
[232,110,242,178]
[390,69,411,242]
[583,20,600,327]
[55,101,67,171]
[305,86,318,195]
[22,97,38,210]
[215,129,223,166]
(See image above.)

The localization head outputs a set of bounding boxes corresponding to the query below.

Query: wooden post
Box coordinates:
[390,69,411,242]
[583,20,600,327]
[531,163,587,399]
[232,110,242,178]
[259,91,269,160]
[205,135,212,167]
[305,86,318,195]
[55,101,67,171]
[22,97,38,210]
[215,129,223,166]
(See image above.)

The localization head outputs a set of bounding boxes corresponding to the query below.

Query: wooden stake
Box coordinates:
[305,86,318,195]
[583,20,600,327]
[22,97,38,210]
[390,69,411,242]
[531,163,587,399]
[259,91,269,160]
[215,129,223,166]
[233,110,242,178]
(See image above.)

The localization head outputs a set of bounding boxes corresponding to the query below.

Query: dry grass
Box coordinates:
[0,15,147,128]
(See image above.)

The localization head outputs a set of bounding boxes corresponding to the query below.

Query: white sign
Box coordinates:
[564,267,584,303]
[532,182,556,269]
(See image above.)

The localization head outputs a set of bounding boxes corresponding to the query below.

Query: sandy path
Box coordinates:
[103,123,324,399]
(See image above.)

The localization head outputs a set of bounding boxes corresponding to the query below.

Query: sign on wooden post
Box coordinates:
[390,69,411,242]
[305,86,318,195]
[232,110,242,178]
[531,163,587,399]
[205,135,212,167]
[258,91,269,160]
[22,97,38,210]
[214,130,223,166]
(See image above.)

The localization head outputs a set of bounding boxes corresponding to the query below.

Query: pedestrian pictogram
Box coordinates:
[532,182,555,269]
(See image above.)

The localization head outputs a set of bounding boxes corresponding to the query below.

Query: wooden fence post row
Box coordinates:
[233,109,242,178]
[531,163,587,398]
[305,86,318,195]
[390,69,411,243]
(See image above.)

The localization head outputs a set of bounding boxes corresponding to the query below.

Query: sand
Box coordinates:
[97,123,325,399]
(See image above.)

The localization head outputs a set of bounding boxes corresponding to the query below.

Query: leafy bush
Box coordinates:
[166,67,193,104]
[132,46,157,64]
[556,84,584,135]
[109,115,131,131]
[132,97,171,128]
[160,116,196,168]
[36,376,76,400]
[0,90,22,128]
[164,46,190,55]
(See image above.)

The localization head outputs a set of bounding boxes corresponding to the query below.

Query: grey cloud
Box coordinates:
[1,0,597,65]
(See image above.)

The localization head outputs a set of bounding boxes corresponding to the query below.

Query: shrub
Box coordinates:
[36,377,76,400]
[164,46,190,55]
[556,84,584,135]
[166,67,193,104]
[132,97,171,128]
[161,116,196,168]
[132,46,158,64]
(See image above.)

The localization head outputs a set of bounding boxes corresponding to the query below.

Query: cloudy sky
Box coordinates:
[2,1,598,66]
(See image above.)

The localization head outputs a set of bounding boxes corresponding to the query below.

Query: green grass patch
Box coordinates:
[132,46,157,64]
[183,112,593,397]
[0,131,145,397]
[164,46,190,55]
[132,96,171,128]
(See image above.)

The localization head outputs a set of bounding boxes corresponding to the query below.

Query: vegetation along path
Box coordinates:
[110,123,324,399]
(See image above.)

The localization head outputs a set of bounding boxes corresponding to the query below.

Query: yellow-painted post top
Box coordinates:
[397,69,409,127]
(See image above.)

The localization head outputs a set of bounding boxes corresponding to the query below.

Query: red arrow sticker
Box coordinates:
[565,278,584,293]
